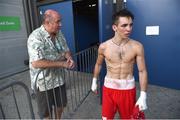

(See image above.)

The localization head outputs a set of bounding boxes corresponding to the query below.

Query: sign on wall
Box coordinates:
[0,16,20,31]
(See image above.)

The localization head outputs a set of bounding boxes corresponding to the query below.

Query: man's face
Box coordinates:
[113,16,133,39]
[48,14,62,34]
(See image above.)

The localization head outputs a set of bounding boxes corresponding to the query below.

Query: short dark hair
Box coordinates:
[112,9,134,25]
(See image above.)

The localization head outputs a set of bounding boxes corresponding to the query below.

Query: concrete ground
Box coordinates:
[0,70,180,119]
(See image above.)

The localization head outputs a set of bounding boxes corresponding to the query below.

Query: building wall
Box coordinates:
[0,0,28,78]
[127,0,180,89]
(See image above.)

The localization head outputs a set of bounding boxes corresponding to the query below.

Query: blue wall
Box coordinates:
[74,15,99,51]
[127,0,180,89]
[98,0,113,43]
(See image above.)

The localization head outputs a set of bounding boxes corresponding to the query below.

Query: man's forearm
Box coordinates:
[31,59,65,68]
[93,64,102,78]
[139,70,148,91]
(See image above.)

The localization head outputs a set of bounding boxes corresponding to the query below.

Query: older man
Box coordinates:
[27,9,74,119]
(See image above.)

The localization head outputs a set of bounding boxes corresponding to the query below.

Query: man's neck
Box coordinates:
[113,36,129,46]
[50,33,57,39]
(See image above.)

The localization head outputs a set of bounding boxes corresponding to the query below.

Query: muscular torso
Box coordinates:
[103,39,137,79]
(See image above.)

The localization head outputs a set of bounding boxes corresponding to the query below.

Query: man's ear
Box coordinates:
[112,24,117,32]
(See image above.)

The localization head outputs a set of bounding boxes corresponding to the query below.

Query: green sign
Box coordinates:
[0,16,20,31]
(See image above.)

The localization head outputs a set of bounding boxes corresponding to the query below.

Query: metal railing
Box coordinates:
[0,45,98,119]
[0,80,35,119]
[35,45,98,118]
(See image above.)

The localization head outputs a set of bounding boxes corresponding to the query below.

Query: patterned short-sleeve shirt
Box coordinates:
[27,25,69,91]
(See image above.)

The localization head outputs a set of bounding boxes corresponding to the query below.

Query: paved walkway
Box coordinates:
[0,71,180,119]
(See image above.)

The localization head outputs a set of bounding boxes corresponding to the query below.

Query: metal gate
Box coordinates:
[0,45,98,119]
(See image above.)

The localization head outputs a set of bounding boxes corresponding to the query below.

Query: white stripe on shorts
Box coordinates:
[104,76,135,90]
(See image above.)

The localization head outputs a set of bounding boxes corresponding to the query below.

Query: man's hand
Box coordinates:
[136,91,147,111]
[91,78,98,94]
[66,57,75,69]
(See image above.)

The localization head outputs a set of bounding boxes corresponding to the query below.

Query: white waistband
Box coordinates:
[104,76,135,90]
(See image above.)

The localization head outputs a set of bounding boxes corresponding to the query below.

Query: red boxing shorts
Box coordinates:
[102,77,136,119]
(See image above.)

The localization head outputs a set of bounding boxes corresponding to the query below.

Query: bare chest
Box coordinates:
[104,44,136,63]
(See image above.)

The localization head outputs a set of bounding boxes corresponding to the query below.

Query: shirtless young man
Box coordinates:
[91,9,148,119]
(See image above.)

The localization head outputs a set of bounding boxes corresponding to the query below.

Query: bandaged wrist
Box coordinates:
[92,77,97,84]
[140,91,147,99]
